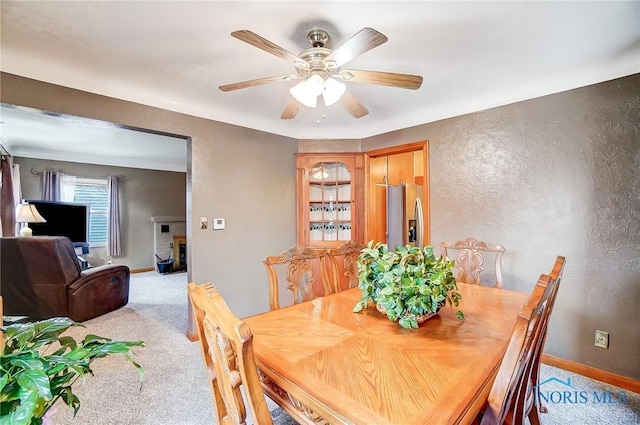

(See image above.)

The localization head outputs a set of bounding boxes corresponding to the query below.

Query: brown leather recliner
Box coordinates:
[0,236,130,321]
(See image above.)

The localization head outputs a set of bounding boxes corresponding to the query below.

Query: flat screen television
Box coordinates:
[24,200,89,244]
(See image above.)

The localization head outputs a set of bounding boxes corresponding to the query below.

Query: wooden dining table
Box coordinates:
[244,283,529,425]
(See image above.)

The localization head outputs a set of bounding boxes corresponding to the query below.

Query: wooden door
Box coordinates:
[387,151,415,185]
[368,156,387,245]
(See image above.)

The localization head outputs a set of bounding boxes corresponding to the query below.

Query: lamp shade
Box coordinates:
[16,203,47,224]
[15,203,46,237]
[290,74,346,108]
[323,77,346,106]
[290,79,319,108]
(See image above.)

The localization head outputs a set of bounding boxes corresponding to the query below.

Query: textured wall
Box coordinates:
[15,156,186,269]
[298,139,362,153]
[364,74,640,380]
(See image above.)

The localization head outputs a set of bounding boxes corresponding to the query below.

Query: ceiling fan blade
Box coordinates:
[339,70,423,90]
[325,28,388,68]
[339,91,369,118]
[231,30,304,66]
[219,75,299,92]
[281,98,300,120]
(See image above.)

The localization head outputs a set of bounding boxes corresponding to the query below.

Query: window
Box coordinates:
[61,176,108,245]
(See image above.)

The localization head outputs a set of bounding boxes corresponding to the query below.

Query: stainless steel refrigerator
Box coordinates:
[387,183,424,249]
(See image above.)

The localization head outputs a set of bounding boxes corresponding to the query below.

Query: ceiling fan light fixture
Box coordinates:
[306,74,325,96]
[289,79,318,108]
[290,74,346,109]
[322,78,346,106]
[289,74,324,108]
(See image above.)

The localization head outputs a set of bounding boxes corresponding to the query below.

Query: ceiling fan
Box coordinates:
[219,28,423,119]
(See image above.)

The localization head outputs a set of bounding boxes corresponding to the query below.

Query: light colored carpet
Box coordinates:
[531,365,639,424]
[50,271,638,424]
[53,271,215,425]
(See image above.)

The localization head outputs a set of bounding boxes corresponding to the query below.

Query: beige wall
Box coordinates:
[15,156,186,269]
[298,139,361,153]
[363,74,640,380]
[1,72,299,321]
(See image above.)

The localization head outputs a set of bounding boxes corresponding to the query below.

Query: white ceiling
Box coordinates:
[0,104,188,172]
[0,1,638,171]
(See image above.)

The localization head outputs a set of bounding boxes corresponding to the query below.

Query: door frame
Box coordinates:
[363,140,430,246]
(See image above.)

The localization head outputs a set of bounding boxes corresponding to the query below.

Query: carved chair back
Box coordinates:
[323,241,366,293]
[187,282,274,425]
[440,237,505,288]
[480,272,557,425]
[264,245,330,310]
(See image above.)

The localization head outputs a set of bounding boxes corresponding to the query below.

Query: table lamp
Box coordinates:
[15,202,47,237]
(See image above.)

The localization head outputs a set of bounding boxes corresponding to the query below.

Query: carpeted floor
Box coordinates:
[49,271,638,424]
[53,271,215,425]
[530,365,640,424]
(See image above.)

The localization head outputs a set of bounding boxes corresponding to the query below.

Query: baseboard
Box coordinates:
[186,330,198,342]
[131,267,155,274]
[542,354,640,394]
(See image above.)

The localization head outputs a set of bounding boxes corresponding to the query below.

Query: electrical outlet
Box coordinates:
[595,330,609,349]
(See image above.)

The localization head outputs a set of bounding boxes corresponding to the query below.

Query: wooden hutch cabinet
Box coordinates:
[296,153,364,247]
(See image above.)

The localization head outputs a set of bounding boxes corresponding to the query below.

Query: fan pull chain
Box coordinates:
[317,102,327,124]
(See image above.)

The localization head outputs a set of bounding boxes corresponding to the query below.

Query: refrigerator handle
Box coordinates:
[414,197,424,248]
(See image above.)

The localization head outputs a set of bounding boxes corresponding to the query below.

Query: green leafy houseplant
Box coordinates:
[353,241,464,329]
[0,317,144,425]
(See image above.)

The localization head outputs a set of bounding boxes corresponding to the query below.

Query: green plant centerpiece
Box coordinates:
[0,317,144,425]
[353,241,464,329]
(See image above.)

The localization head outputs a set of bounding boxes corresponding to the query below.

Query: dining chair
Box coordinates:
[187,282,297,425]
[263,245,331,310]
[526,256,566,424]
[440,237,505,288]
[480,272,557,425]
[322,240,365,293]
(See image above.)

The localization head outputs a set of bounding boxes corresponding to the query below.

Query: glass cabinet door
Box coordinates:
[308,161,352,243]
[297,153,363,247]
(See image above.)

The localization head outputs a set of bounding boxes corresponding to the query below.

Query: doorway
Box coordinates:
[0,103,190,271]
[365,141,430,246]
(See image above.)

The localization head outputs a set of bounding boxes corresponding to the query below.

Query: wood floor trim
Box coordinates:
[542,354,640,394]
[186,330,198,342]
[131,267,155,273]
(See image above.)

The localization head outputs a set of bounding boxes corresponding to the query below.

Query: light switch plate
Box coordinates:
[213,218,225,230]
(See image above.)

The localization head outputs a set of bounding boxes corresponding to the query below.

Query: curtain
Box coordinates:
[12,163,22,236]
[108,176,122,257]
[41,170,62,201]
[0,155,16,236]
[60,174,76,201]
